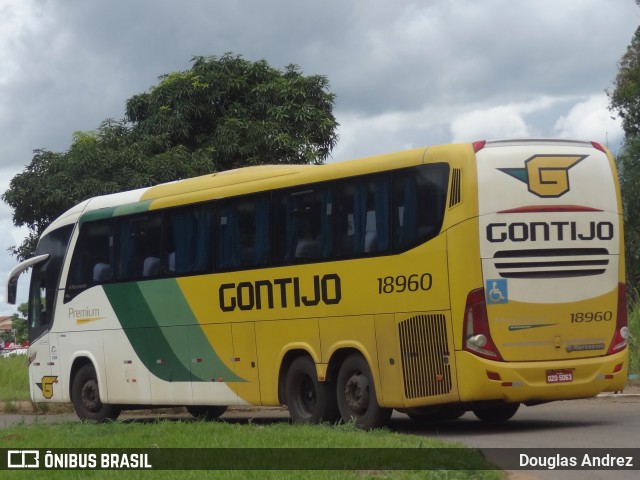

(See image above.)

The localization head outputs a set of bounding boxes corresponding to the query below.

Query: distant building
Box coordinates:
[0,316,14,348]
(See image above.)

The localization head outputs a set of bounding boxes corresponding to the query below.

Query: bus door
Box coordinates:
[27,260,62,402]
[13,224,75,403]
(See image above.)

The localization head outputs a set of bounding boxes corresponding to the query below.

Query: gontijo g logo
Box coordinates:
[499,154,586,198]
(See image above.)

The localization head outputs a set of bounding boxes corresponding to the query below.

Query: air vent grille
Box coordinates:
[398,314,451,399]
[449,168,461,207]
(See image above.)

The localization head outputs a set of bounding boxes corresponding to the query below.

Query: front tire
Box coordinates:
[71,364,120,422]
[336,353,391,429]
[285,356,340,424]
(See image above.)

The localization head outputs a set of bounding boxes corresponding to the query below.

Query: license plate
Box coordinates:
[546,369,573,383]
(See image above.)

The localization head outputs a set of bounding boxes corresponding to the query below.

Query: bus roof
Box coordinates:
[44,145,442,234]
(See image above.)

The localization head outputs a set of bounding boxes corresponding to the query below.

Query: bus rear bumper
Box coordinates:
[455,350,628,404]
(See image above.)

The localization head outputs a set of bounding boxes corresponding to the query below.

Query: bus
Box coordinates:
[6,139,628,428]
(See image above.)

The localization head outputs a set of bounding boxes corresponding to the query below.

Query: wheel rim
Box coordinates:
[81,379,101,413]
[344,372,369,415]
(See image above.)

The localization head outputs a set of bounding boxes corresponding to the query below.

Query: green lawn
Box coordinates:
[0,354,29,402]
[0,420,503,480]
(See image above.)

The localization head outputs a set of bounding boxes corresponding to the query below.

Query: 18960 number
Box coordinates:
[377,273,432,294]
[570,311,613,323]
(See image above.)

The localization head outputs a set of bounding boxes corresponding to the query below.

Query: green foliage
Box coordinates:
[11,317,27,344]
[616,138,640,295]
[13,303,28,344]
[126,54,338,169]
[2,53,338,260]
[610,12,640,296]
[610,26,640,136]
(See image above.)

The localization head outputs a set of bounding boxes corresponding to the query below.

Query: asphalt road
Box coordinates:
[1,388,638,479]
[392,390,640,480]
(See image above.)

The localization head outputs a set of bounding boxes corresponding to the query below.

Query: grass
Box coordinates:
[0,420,502,480]
[0,354,29,402]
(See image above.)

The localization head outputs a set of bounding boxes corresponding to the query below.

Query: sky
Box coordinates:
[0,0,638,314]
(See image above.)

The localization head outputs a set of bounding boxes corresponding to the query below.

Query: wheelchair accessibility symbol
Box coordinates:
[486,279,508,304]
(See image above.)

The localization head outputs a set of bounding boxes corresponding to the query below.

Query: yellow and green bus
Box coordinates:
[7,139,628,428]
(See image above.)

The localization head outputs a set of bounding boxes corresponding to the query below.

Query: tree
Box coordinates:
[614,137,640,295]
[126,54,338,168]
[610,25,640,137]
[609,15,640,296]
[12,303,28,344]
[3,54,338,260]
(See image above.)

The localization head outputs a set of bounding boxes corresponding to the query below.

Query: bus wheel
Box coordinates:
[285,356,339,424]
[472,403,520,423]
[336,353,391,429]
[186,405,227,420]
[71,364,120,422]
[406,405,466,423]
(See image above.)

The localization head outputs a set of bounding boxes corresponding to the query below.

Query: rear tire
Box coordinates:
[406,405,466,423]
[336,353,391,429]
[472,403,520,422]
[285,356,340,424]
[186,405,227,420]
[71,364,120,422]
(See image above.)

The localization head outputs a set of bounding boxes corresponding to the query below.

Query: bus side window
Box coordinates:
[393,164,449,250]
[216,194,270,270]
[117,214,162,281]
[164,203,214,276]
[67,220,114,293]
[336,175,390,257]
[273,186,333,264]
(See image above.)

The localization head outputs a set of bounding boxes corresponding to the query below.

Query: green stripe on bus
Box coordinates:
[138,281,243,382]
[103,280,242,383]
[79,200,153,224]
[113,199,153,217]
[79,207,118,223]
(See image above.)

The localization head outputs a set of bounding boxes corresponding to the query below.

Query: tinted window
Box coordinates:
[216,194,270,270]
[117,213,162,281]
[393,164,449,250]
[165,203,214,276]
[336,174,390,257]
[31,224,73,336]
[273,185,333,264]
[67,220,114,292]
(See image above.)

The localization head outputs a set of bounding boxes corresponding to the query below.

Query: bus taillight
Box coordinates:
[463,288,503,361]
[608,283,629,355]
[472,140,486,153]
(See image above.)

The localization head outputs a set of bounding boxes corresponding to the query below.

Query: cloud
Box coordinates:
[553,94,623,151]
[332,106,454,161]
[450,105,530,142]
[449,97,562,142]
